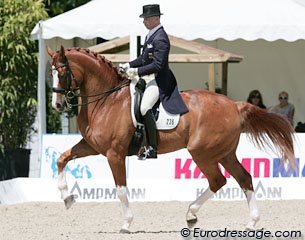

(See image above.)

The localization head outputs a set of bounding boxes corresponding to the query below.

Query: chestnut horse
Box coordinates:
[47,46,296,233]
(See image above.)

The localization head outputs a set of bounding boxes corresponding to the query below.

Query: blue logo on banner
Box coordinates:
[45,147,92,179]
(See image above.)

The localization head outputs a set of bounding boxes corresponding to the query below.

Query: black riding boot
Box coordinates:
[139,110,157,159]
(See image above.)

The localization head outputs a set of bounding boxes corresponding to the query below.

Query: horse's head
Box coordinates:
[46,45,79,112]
[47,45,130,113]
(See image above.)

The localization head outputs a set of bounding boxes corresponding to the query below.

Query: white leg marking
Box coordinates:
[244,189,260,230]
[117,186,133,232]
[58,170,69,200]
[186,187,214,223]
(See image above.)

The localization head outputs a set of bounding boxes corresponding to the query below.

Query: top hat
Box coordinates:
[139,4,163,18]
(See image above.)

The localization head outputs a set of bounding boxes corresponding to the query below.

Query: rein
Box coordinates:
[52,56,130,110]
[67,78,130,108]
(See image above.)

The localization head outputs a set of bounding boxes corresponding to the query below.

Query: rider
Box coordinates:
[120,4,188,159]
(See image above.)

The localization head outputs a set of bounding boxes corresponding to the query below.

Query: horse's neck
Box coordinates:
[69,52,130,116]
[69,52,122,96]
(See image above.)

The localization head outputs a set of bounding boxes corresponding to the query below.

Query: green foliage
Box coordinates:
[0,0,91,152]
[0,0,48,149]
[45,0,90,17]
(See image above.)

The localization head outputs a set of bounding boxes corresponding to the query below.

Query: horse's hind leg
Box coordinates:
[57,139,98,209]
[186,186,214,228]
[220,154,260,230]
[186,162,226,228]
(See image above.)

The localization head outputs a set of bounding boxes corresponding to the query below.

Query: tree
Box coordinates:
[45,0,90,17]
[0,0,48,178]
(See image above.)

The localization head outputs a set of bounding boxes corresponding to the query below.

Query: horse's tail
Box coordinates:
[236,101,296,169]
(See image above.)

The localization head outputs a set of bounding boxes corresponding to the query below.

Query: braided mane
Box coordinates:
[66,47,127,82]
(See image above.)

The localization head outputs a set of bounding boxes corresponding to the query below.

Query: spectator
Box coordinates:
[295,122,305,132]
[269,91,295,126]
[247,90,266,109]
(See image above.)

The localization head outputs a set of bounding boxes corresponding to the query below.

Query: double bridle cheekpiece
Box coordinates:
[51,56,129,110]
[52,56,80,102]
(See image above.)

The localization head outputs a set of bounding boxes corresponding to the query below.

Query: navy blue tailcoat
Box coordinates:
[129,27,188,115]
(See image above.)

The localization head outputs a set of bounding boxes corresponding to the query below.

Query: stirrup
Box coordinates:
[138,146,157,160]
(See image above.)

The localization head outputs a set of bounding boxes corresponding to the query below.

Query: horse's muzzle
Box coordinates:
[53,102,66,112]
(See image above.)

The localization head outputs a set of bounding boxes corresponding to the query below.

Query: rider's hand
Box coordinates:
[119,63,130,70]
[126,68,138,78]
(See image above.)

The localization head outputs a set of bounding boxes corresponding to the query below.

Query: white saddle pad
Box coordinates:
[129,78,180,130]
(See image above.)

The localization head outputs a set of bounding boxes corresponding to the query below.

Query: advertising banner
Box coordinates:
[40,133,305,201]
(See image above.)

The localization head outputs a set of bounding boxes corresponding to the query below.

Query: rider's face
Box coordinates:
[143,16,160,30]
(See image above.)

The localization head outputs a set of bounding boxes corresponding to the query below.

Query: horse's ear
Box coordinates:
[46,45,53,57]
[59,45,66,59]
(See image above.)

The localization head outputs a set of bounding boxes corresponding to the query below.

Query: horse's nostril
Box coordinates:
[56,103,62,109]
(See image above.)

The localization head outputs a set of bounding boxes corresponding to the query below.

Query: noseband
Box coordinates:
[51,56,129,110]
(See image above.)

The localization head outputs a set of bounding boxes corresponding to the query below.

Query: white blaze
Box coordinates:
[51,66,59,109]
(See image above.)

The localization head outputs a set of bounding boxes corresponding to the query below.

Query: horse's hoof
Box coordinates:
[64,194,76,209]
[119,228,130,234]
[245,224,260,231]
[187,217,197,228]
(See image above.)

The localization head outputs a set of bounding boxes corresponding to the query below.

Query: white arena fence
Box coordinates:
[0,133,304,204]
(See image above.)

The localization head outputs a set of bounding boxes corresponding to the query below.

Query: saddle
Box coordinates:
[127,77,180,156]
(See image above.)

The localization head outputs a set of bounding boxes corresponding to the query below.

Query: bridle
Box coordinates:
[52,56,80,102]
[51,56,130,110]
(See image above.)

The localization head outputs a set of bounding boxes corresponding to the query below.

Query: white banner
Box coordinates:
[37,133,305,202]
[1,177,304,204]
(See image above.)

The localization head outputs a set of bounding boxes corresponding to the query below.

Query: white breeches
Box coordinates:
[140,79,159,116]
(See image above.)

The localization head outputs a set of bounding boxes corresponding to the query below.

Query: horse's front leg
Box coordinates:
[57,138,98,209]
[116,185,133,233]
[107,150,133,233]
